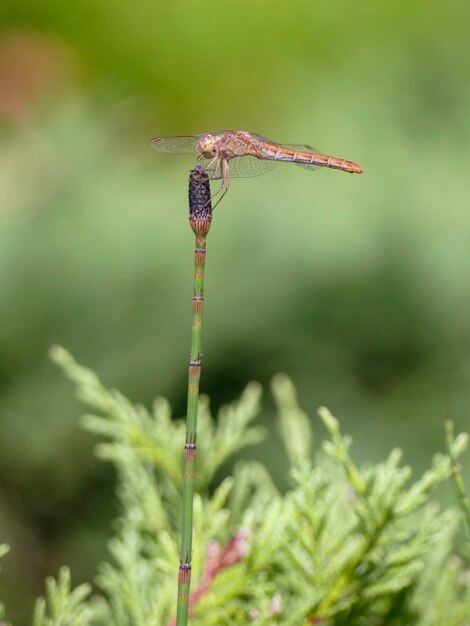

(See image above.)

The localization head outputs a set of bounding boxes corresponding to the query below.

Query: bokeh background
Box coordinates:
[0,1,469,623]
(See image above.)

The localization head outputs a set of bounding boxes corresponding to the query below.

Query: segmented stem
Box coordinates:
[445,419,470,540]
[176,166,212,626]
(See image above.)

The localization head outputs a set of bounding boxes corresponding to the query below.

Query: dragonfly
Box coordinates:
[151,130,365,207]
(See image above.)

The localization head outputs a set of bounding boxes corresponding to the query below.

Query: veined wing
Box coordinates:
[150,135,201,153]
[202,155,276,179]
[247,132,316,152]
[283,142,316,151]
[230,155,276,178]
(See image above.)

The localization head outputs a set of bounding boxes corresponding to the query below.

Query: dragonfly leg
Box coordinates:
[210,161,229,210]
[213,158,222,180]
[204,156,219,176]
[208,182,225,208]
[223,159,230,191]
[211,187,228,210]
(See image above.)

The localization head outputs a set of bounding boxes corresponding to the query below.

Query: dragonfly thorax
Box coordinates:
[197,134,219,158]
[197,131,256,160]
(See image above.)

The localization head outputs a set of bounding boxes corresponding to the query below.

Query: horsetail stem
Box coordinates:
[176,166,212,626]
[445,418,470,541]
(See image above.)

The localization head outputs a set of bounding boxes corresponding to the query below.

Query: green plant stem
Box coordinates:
[445,419,470,540]
[176,167,212,626]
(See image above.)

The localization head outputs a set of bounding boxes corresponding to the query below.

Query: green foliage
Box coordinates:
[446,419,470,544]
[32,568,94,626]
[1,350,469,625]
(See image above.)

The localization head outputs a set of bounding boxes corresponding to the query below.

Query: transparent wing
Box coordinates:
[229,156,277,178]
[249,131,275,143]
[150,135,201,154]
[248,133,317,152]
[283,142,317,151]
[201,155,276,179]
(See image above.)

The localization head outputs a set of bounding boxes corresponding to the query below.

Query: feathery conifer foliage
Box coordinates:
[1,349,469,625]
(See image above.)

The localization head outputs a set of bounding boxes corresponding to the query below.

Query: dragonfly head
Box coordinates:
[198,134,218,158]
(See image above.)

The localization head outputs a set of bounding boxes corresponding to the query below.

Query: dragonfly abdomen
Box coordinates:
[272,148,364,174]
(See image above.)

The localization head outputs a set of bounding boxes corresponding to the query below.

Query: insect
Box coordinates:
[151,130,365,207]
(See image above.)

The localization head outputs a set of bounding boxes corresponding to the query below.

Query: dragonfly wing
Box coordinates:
[248,133,317,152]
[283,142,317,151]
[150,135,200,153]
[200,156,276,179]
[229,156,276,178]
[249,131,275,143]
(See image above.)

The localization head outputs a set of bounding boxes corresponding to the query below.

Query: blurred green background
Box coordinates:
[0,1,469,623]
